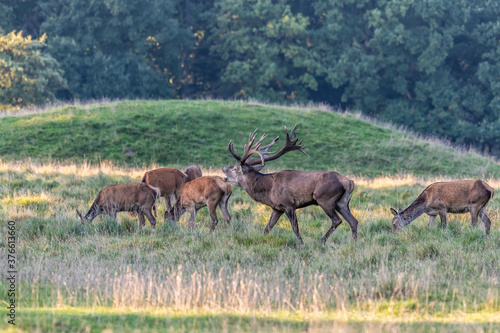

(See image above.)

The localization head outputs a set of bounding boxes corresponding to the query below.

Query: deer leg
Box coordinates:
[335,204,358,241]
[152,203,157,219]
[208,201,219,231]
[264,209,284,235]
[470,207,480,227]
[138,212,146,229]
[321,209,343,245]
[188,207,197,230]
[479,208,491,236]
[438,211,447,228]
[163,196,172,222]
[107,208,118,222]
[144,208,156,228]
[219,193,231,226]
[428,214,437,228]
[285,209,303,244]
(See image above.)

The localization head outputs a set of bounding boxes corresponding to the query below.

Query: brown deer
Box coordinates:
[390,179,494,235]
[184,165,203,182]
[222,125,358,244]
[76,183,159,228]
[169,176,232,230]
[141,167,187,221]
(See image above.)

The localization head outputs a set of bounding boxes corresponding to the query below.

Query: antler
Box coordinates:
[248,125,309,165]
[228,125,309,167]
[228,129,272,165]
[244,135,279,165]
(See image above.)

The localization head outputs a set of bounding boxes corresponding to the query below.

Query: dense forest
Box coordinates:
[2,0,500,156]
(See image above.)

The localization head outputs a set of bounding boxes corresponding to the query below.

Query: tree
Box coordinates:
[0,30,65,110]
[209,0,314,102]
[307,0,500,153]
[0,0,43,37]
[39,0,191,100]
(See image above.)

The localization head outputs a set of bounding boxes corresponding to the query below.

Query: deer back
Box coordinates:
[424,179,493,209]
[241,169,352,209]
[179,176,230,208]
[141,167,187,196]
[98,183,157,210]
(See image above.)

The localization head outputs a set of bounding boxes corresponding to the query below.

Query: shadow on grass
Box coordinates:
[4,308,499,333]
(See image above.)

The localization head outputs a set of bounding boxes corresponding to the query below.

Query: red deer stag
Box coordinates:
[391,179,494,235]
[222,125,358,244]
[170,176,232,230]
[185,165,203,182]
[76,183,159,228]
[141,167,187,221]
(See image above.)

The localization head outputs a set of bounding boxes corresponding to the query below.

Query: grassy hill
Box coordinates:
[1,99,499,177]
[1,100,500,332]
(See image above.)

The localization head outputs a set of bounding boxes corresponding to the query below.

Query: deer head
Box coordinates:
[390,207,404,231]
[169,200,186,223]
[76,209,87,223]
[222,125,308,186]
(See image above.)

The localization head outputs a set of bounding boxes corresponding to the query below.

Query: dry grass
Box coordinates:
[0,159,499,331]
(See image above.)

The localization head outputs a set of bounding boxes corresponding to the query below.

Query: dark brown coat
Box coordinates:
[222,125,358,244]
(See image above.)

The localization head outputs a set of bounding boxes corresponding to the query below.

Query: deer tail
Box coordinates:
[348,179,355,195]
[145,184,160,200]
[339,178,355,206]
[145,184,160,218]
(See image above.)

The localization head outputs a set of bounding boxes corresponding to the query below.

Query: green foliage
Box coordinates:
[210,0,312,101]
[0,31,65,110]
[1,100,500,178]
[3,1,500,155]
[39,0,190,100]
[306,0,500,153]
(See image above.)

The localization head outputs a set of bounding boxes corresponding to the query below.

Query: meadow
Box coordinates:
[1,100,499,332]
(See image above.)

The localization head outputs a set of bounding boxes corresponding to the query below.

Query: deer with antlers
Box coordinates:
[222,125,358,244]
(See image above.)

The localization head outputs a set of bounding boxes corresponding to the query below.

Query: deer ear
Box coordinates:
[390,208,398,217]
[253,164,265,172]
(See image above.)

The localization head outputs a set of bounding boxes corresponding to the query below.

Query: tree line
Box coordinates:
[2,0,500,156]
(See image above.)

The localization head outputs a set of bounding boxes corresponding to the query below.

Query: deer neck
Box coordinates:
[240,171,274,206]
[399,198,426,226]
[84,202,100,222]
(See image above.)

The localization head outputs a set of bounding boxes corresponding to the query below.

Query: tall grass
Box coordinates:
[1,160,499,329]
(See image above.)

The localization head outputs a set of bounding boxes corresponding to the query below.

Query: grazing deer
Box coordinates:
[141,167,187,221]
[185,165,203,182]
[222,125,358,244]
[76,183,159,228]
[390,179,494,235]
[170,176,232,230]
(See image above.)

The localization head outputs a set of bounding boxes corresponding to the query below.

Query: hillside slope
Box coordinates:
[1,100,498,177]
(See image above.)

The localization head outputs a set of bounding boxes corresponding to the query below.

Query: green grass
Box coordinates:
[0,161,499,332]
[0,100,499,177]
[1,100,500,331]
[2,308,498,333]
